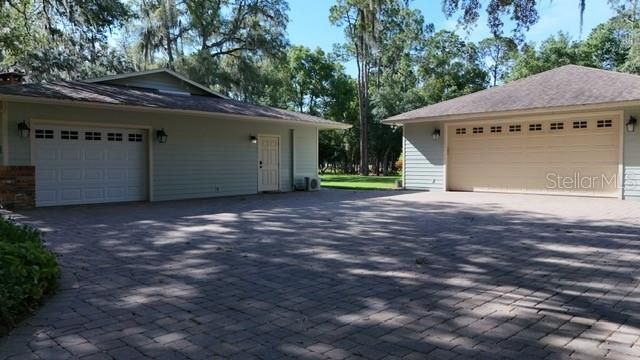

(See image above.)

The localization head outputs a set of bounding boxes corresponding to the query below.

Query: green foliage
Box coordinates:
[0,218,59,336]
[508,32,592,80]
[419,30,488,103]
[320,174,400,190]
[479,36,518,86]
[441,0,539,39]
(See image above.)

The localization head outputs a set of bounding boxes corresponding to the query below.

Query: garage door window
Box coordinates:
[455,128,466,135]
[35,129,54,139]
[61,130,79,140]
[490,126,502,133]
[573,121,588,129]
[108,133,123,142]
[85,132,102,140]
[550,122,564,130]
[509,125,521,132]
[128,133,143,142]
[529,124,542,131]
[472,127,483,134]
[597,120,613,128]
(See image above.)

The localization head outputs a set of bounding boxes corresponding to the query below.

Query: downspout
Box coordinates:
[290,129,295,191]
[1,101,8,165]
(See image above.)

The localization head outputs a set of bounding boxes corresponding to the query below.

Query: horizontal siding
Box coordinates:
[403,123,444,191]
[7,102,317,202]
[624,110,640,200]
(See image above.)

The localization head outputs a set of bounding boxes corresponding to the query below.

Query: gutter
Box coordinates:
[382,100,640,126]
[0,94,352,130]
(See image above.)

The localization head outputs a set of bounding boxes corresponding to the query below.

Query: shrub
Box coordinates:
[0,217,59,336]
[394,153,404,173]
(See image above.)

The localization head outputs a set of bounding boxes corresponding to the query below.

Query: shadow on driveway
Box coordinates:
[1,190,640,359]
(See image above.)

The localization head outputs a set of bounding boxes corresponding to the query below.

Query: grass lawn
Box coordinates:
[320,174,401,190]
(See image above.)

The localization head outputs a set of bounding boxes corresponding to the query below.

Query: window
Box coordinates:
[509,125,521,132]
[61,130,79,140]
[472,127,483,134]
[455,128,466,135]
[108,133,123,142]
[490,125,502,133]
[550,122,564,130]
[85,131,102,141]
[573,121,588,129]
[597,119,613,128]
[35,129,54,139]
[128,133,143,142]
[529,124,543,132]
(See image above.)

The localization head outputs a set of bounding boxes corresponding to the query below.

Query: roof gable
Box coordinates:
[85,69,224,98]
[384,65,640,124]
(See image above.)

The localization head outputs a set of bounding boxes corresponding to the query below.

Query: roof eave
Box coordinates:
[382,100,640,126]
[0,94,350,129]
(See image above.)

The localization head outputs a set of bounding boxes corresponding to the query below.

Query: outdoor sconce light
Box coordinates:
[250,135,258,144]
[156,128,168,143]
[17,120,30,138]
[432,128,441,141]
[627,116,637,133]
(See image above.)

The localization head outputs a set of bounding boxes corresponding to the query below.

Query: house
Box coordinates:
[383,65,640,200]
[0,69,349,207]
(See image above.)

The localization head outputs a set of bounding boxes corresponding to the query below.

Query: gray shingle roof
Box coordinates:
[384,65,640,124]
[0,80,349,129]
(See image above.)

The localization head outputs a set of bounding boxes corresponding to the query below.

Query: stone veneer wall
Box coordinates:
[0,166,35,209]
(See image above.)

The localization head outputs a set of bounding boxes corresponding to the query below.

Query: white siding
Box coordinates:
[99,73,211,96]
[7,102,319,202]
[624,109,640,200]
[403,122,445,191]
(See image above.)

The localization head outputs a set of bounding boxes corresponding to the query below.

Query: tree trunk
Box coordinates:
[355,8,369,177]
[382,147,390,176]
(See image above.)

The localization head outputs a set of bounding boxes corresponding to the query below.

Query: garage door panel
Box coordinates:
[34,125,147,206]
[447,117,620,197]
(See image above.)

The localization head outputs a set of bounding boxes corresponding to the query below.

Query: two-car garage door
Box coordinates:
[33,125,147,207]
[447,116,621,197]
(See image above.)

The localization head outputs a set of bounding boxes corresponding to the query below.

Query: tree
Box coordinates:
[330,0,378,175]
[186,0,289,59]
[418,30,488,103]
[1,0,133,80]
[479,36,517,86]
[508,32,590,80]
[441,0,540,39]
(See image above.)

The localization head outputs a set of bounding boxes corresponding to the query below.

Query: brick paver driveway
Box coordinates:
[1,190,640,360]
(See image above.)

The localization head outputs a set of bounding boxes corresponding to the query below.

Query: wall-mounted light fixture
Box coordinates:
[432,128,441,141]
[17,120,30,138]
[250,135,258,144]
[156,128,168,143]
[627,116,637,133]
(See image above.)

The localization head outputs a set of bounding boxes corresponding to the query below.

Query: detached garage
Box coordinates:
[383,65,640,200]
[0,69,349,207]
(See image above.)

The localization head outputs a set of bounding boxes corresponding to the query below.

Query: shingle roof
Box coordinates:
[384,65,640,124]
[0,80,350,129]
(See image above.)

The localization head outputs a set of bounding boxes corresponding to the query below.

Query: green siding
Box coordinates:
[6,101,319,202]
[403,122,445,191]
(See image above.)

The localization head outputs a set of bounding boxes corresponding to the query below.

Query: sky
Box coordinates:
[286,0,617,76]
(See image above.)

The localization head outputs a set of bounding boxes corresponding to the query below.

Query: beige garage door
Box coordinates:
[447,116,621,197]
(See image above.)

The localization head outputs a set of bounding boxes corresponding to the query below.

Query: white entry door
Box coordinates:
[33,125,148,206]
[258,135,280,192]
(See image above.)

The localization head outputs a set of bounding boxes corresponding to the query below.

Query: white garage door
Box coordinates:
[33,125,148,206]
[447,116,621,197]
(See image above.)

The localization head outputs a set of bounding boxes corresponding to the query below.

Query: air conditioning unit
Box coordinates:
[294,176,321,191]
